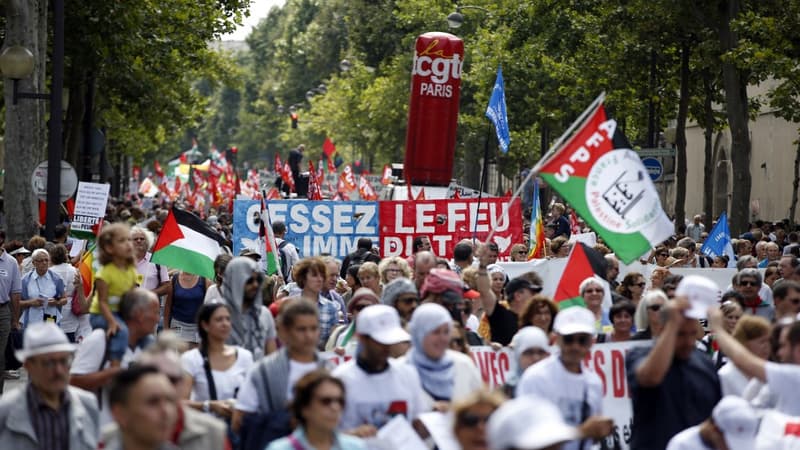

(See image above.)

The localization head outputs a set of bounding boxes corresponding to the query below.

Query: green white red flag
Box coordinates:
[552,242,611,310]
[151,207,226,279]
[537,99,673,263]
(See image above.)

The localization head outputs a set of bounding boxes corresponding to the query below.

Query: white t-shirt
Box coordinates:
[765,362,800,415]
[181,346,254,402]
[516,355,603,450]
[235,357,320,414]
[287,360,319,400]
[70,328,141,427]
[465,314,480,333]
[666,426,711,450]
[333,358,427,431]
[51,263,89,335]
[204,284,223,304]
[136,255,169,292]
[719,362,750,397]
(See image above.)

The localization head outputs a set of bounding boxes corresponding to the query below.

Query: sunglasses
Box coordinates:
[635,282,647,288]
[739,280,760,287]
[658,253,669,258]
[561,334,592,346]
[584,288,604,294]
[315,395,345,407]
[648,304,663,312]
[33,355,73,369]
[246,275,264,285]
[459,412,491,428]
[397,296,418,304]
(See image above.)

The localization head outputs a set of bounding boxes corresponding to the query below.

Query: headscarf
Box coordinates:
[221,257,266,357]
[407,303,454,401]
[510,326,549,376]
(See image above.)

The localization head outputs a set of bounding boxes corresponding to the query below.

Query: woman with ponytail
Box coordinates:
[180,302,254,420]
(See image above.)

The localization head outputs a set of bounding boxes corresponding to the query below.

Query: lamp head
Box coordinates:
[447,11,465,28]
[0,46,35,80]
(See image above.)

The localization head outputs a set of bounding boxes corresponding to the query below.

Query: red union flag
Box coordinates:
[340,165,357,191]
[209,161,222,178]
[381,164,392,185]
[358,175,378,201]
[537,99,673,264]
[274,154,283,174]
[379,198,523,258]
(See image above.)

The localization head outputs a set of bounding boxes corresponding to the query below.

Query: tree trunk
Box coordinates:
[790,139,800,227]
[718,0,752,235]
[674,41,690,233]
[702,72,715,228]
[3,0,48,240]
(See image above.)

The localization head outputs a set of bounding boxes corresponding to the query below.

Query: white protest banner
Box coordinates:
[470,341,649,450]
[71,182,110,239]
[498,259,738,297]
[569,231,597,247]
[232,199,379,259]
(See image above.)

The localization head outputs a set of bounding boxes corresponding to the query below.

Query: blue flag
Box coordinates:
[700,211,736,267]
[485,67,510,153]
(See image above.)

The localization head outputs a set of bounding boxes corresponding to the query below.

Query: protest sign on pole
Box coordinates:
[379,198,523,259]
[70,182,110,239]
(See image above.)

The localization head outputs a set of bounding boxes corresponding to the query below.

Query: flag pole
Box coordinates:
[484,92,606,246]
[473,127,492,242]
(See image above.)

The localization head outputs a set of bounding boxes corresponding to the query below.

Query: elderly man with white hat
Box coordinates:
[0,322,99,449]
[516,307,612,450]
[332,304,427,437]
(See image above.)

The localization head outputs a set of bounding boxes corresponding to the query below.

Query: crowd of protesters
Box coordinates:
[0,197,798,450]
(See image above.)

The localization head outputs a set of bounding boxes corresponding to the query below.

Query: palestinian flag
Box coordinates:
[259,196,282,277]
[552,243,612,310]
[151,207,226,279]
[537,99,673,263]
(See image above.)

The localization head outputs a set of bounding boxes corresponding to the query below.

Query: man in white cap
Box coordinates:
[516,307,612,450]
[488,395,612,450]
[0,322,99,449]
[333,304,426,437]
[666,396,758,450]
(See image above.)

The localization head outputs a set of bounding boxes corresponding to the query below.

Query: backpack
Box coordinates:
[277,240,291,281]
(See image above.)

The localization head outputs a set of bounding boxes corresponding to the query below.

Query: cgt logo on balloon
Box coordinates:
[379,198,523,259]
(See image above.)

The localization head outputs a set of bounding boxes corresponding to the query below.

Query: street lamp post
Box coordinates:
[0,0,64,240]
[447,5,492,29]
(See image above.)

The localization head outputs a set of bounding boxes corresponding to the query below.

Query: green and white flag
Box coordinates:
[536,98,673,264]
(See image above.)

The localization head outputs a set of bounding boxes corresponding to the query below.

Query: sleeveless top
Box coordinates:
[171,275,206,322]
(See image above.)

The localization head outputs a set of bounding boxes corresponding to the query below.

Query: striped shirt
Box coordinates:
[26,384,70,450]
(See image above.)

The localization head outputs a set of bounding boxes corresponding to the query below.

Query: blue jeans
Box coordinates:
[90,313,128,362]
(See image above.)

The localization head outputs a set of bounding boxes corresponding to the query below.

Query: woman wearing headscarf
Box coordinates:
[404,303,482,411]
[221,257,277,359]
[502,326,551,398]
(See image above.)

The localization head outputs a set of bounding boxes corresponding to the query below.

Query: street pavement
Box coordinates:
[3,369,29,394]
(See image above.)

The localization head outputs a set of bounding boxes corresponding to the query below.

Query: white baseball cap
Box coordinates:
[488,395,579,450]
[553,306,596,336]
[355,304,410,345]
[675,275,721,319]
[713,396,758,450]
[15,322,76,362]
